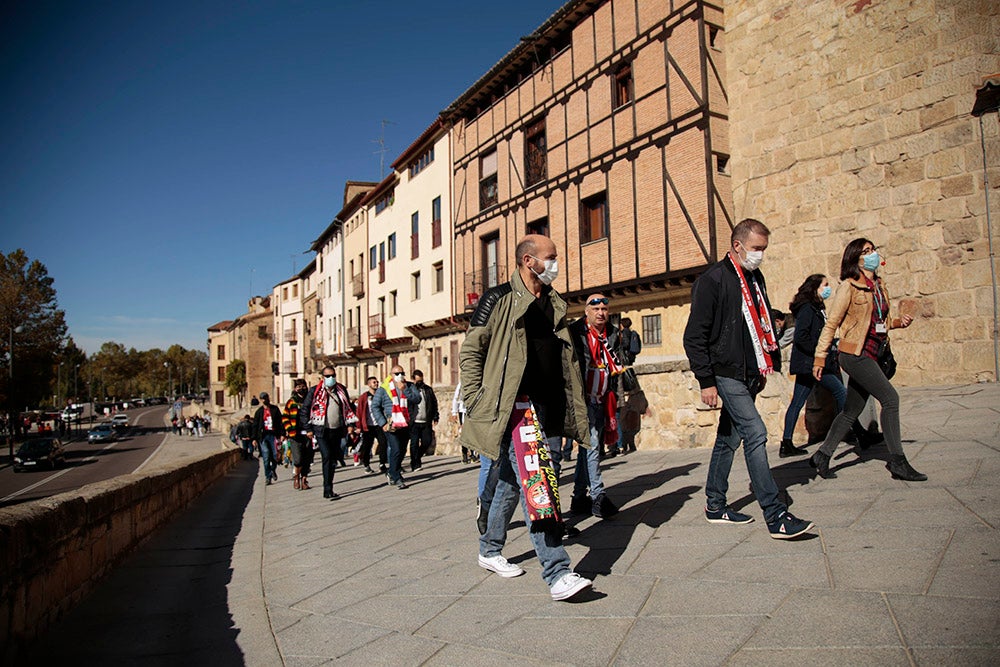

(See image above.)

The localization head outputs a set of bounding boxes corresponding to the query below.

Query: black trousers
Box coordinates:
[409,421,434,468]
[359,425,386,468]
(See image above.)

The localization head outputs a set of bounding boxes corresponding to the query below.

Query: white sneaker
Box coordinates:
[478,554,525,578]
[549,572,592,601]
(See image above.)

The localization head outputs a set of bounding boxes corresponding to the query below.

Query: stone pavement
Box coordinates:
[23,384,1000,666]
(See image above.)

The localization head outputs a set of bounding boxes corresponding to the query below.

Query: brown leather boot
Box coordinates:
[293,468,301,489]
[301,475,310,490]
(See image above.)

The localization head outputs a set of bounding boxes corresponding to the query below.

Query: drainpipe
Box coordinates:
[972,79,1000,382]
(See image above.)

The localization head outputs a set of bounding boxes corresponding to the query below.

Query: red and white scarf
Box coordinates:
[585,325,623,444]
[510,396,563,535]
[729,252,778,376]
[380,376,410,428]
[310,382,358,426]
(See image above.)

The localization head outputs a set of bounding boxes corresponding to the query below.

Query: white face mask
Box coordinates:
[529,255,559,285]
[393,373,405,382]
[738,247,763,271]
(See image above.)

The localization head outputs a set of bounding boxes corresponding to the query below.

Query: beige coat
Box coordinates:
[814,276,903,366]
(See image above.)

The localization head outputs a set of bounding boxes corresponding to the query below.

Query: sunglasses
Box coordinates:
[587,297,609,306]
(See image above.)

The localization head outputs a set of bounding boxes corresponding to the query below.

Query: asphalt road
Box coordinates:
[0,406,171,508]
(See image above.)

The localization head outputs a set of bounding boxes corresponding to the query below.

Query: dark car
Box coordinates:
[88,424,117,443]
[13,437,67,472]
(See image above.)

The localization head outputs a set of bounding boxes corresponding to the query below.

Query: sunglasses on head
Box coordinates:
[588,297,609,306]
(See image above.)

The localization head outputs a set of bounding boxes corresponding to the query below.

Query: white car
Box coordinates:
[111,414,130,429]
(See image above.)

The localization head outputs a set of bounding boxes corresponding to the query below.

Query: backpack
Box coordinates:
[627,330,642,358]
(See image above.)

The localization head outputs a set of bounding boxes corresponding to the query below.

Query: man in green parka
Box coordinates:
[460,234,593,602]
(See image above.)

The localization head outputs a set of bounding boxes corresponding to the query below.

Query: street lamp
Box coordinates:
[164,361,171,399]
[57,361,64,410]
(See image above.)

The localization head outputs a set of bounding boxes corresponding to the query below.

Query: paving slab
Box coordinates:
[21,383,1000,666]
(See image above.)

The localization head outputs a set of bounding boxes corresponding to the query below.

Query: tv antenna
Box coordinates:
[372,119,396,178]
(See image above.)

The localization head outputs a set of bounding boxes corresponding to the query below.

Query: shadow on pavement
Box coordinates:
[21,460,258,666]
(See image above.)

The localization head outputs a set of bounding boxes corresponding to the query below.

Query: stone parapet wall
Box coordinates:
[431,358,803,456]
[0,447,241,659]
[724,0,1000,385]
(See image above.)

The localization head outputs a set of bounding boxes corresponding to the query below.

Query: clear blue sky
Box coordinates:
[1,0,560,354]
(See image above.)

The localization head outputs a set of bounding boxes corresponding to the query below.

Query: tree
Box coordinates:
[0,250,68,411]
[225,359,247,409]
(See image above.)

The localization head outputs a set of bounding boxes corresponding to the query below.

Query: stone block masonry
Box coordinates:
[725,0,1000,385]
[0,447,241,660]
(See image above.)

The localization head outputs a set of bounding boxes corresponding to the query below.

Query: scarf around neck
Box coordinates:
[729,252,778,376]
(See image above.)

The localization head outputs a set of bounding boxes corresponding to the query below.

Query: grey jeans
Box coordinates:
[818,353,903,459]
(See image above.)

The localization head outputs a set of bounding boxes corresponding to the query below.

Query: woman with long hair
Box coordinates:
[810,239,924,481]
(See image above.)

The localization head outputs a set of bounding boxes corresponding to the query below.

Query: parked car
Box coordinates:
[111,414,130,429]
[88,424,117,443]
[13,437,66,472]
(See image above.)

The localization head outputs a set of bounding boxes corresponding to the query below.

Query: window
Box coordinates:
[411,212,419,259]
[369,246,377,271]
[217,367,226,382]
[527,217,549,236]
[217,345,225,361]
[388,233,396,259]
[716,154,730,175]
[431,196,442,248]
[483,234,500,289]
[292,284,298,298]
[524,118,547,187]
[613,62,633,108]
[379,242,386,284]
[408,146,435,178]
[642,315,662,345]
[480,150,498,209]
[581,192,609,243]
[411,271,421,300]
[282,287,288,301]
[389,290,397,317]
[215,390,224,407]
[432,262,444,294]
[374,189,394,215]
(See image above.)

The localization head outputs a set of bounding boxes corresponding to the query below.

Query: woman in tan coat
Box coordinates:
[810,238,925,482]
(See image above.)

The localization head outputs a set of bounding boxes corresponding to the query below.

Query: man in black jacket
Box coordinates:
[252,393,285,485]
[567,294,621,519]
[682,218,814,540]
[408,370,439,472]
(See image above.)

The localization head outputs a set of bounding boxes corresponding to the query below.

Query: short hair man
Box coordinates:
[252,392,285,485]
[298,366,356,500]
[355,376,386,475]
[460,233,593,601]
[566,293,622,519]
[369,364,421,489]
[682,219,815,539]
[408,370,439,472]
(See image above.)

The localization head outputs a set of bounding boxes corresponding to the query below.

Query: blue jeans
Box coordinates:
[478,454,495,497]
[781,372,848,440]
[385,427,408,483]
[707,376,786,524]
[573,401,606,500]
[479,426,572,586]
[259,433,278,481]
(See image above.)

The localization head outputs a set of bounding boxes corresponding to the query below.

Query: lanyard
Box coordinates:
[870,279,886,322]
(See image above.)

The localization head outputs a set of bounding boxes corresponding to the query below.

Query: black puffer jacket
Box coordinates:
[789,302,839,376]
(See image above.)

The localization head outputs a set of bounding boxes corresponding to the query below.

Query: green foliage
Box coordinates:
[225,359,247,409]
[0,249,68,409]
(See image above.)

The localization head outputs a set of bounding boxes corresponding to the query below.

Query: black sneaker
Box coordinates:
[395,480,408,490]
[592,493,619,519]
[705,506,754,524]
[767,511,814,539]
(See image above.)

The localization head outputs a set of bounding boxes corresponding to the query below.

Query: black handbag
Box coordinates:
[620,367,640,392]
[876,338,897,379]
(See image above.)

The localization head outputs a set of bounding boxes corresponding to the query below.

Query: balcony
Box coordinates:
[283,329,297,343]
[464,264,505,310]
[351,273,364,298]
[346,326,361,348]
[281,361,297,374]
[369,314,386,342]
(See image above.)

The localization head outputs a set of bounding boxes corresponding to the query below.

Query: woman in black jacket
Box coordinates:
[779,274,855,457]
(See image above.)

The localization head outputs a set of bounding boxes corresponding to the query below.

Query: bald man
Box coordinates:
[459,234,593,601]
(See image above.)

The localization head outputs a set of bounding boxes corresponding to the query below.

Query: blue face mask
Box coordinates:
[862,251,880,271]
[323,376,336,388]
[820,285,832,300]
